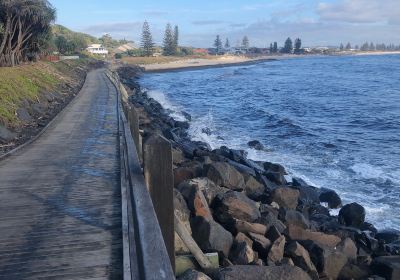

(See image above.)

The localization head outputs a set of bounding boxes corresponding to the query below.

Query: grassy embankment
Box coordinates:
[0,59,93,127]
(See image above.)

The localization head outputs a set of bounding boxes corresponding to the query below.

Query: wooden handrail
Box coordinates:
[107,71,175,280]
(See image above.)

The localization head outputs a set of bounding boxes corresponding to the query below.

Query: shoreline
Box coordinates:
[117,65,400,279]
[139,51,400,73]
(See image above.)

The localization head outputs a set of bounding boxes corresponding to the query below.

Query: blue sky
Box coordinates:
[50,0,400,47]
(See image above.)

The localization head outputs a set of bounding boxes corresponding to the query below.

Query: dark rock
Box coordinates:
[386,240,400,255]
[371,256,400,280]
[285,224,341,248]
[285,241,318,279]
[263,162,287,175]
[191,216,233,257]
[234,219,267,236]
[174,120,190,129]
[216,265,312,280]
[16,108,33,123]
[267,235,286,263]
[339,202,366,228]
[256,174,280,192]
[337,237,357,261]
[0,125,16,143]
[205,162,245,190]
[172,147,186,165]
[213,191,261,224]
[177,178,228,207]
[284,210,310,230]
[338,263,371,280]
[248,232,271,258]
[244,175,265,201]
[271,187,300,209]
[227,160,256,177]
[178,269,211,280]
[235,232,253,247]
[319,188,342,209]
[229,235,256,265]
[299,240,348,280]
[356,231,379,253]
[174,189,192,254]
[266,225,282,242]
[181,111,192,121]
[247,140,264,151]
[292,177,320,205]
[174,162,203,187]
[176,179,212,220]
[376,229,400,244]
[265,171,287,185]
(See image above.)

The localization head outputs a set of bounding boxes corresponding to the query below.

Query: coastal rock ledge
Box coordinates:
[118,66,400,280]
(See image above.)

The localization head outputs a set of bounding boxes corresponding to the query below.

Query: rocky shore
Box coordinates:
[118,66,400,280]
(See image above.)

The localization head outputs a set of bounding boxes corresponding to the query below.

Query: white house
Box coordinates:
[86,44,109,56]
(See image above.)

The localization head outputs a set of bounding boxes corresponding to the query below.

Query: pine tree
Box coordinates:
[214,35,223,54]
[273,42,278,53]
[163,23,175,56]
[141,21,154,57]
[294,38,302,54]
[282,37,293,53]
[270,43,273,53]
[173,25,179,54]
[369,42,375,51]
[340,43,344,51]
[345,42,351,50]
[242,36,249,49]
[225,38,230,49]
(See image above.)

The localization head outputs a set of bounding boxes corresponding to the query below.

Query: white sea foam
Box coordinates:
[351,163,384,180]
[146,90,187,122]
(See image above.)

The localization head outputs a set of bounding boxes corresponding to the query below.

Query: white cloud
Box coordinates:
[318,0,400,24]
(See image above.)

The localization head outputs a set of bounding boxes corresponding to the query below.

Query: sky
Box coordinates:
[49,0,400,47]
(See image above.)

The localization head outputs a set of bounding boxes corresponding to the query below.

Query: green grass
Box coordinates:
[0,59,91,126]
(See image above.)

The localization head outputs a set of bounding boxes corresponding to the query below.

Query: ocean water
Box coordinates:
[139,55,400,230]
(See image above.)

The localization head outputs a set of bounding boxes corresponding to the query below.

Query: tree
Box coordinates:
[163,23,175,56]
[294,38,302,54]
[225,38,230,49]
[273,42,278,53]
[141,21,154,57]
[339,43,344,51]
[173,25,179,54]
[214,35,222,54]
[0,0,56,66]
[345,42,351,50]
[242,36,249,49]
[269,43,273,53]
[282,37,293,53]
[369,42,375,51]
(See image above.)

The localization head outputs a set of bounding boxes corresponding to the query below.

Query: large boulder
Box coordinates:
[174,189,192,254]
[337,237,357,261]
[248,232,271,258]
[291,177,320,205]
[205,162,245,190]
[267,235,286,264]
[376,229,400,244]
[285,241,318,280]
[213,191,261,224]
[338,202,366,228]
[244,175,265,201]
[271,187,300,210]
[216,265,312,280]
[248,140,264,151]
[338,263,372,280]
[284,209,310,229]
[319,188,342,209]
[191,216,233,257]
[179,177,229,206]
[285,224,341,248]
[174,162,203,187]
[371,256,400,280]
[178,269,211,280]
[0,125,16,143]
[234,219,267,236]
[229,234,256,265]
[300,240,348,280]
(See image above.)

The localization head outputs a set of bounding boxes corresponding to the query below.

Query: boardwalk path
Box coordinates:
[0,69,123,279]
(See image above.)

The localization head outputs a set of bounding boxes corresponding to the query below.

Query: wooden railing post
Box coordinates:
[143,135,175,271]
[127,106,142,163]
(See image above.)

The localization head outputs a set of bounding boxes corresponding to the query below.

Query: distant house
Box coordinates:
[86,44,109,56]
[193,48,208,55]
[115,42,138,54]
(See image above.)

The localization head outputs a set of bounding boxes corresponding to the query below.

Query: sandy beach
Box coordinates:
[141,56,277,72]
[138,51,400,72]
